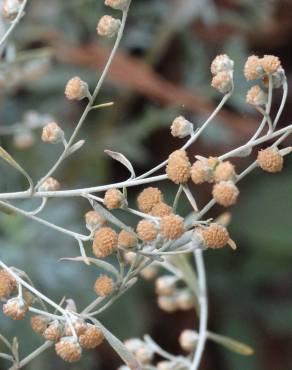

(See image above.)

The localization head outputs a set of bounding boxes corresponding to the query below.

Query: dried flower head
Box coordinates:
[257,147,283,173]
[137,220,158,242]
[79,325,104,349]
[261,55,281,74]
[244,55,263,81]
[212,181,239,207]
[65,76,89,101]
[104,188,125,210]
[170,116,193,138]
[160,214,184,240]
[55,338,82,363]
[191,157,218,184]
[94,275,114,297]
[39,177,60,192]
[2,0,21,20]
[118,230,137,248]
[30,315,49,335]
[137,187,163,213]
[85,210,107,230]
[211,71,233,94]
[41,122,64,144]
[214,161,236,182]
[179,330,199,352]
[155,276,177,296]
[105,0,129,10]
[166,150,191,184]
[97,15,121,38]
[92,227,118,258]
[197,223,230,249]
[157,296,178,313]
[211,54,234,75]
[246,85,267,106]
[0,270,16,299]
[3,298,28,320]
[43,322,63,342]
[150,202,173,217]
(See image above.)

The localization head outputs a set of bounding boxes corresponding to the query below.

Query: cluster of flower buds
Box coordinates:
[123,338,154,365]
[210,54,234,94]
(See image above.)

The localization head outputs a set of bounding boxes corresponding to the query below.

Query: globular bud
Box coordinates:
[261,55,281,74]
[196,223,230,249]
[79,325,104,349]
[257,147,283,173]
[41,122,64,144]
[157,295,178,313]
[160,214,184,240]
[246,85,267,106]
[137,220,158,243]
[92,227,118,258]
[124,338,144,355]
[155,275,177,296]
[212,181,239,207]
[97,15,121,38]
[135,346,154,365]
[176,290,195,311]
[244,55,263,81]
[191,157,218,184]
[211,54,234,75]
[39,177,60,192]
[31,315,49,335]
[166,150,191,185]
[104,188,126,210]
[23,290,34,306]
[85,210,107,230]
[140,264,159,280]
[2,0,21,20]
[55,337,82,363]
[43,322,63,342]
[137,187,163,213]
[65,76,90,101]
[150,202,173,217]
[118,230,137,249]
[179,330,199,352]
[13,130,35,149]
[170,116,193,139]
[105,0,129,10]
[211,71,233,94]
[214,161,236,182]
[0,270,16,299]
[3,298,28,320]
[65,320,87,337]
[157,361,174,370]
[94,275,114,297]
[123,251,136,265]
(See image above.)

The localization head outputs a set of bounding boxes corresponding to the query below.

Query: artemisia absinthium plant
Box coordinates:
[0,1,291,369]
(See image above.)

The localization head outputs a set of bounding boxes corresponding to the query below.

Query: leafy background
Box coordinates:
[0,0,292,369]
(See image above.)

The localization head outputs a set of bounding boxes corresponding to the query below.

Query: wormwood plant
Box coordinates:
[0,1,291,369]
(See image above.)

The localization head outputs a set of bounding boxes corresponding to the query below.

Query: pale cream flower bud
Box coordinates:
[135,346,154,365]
[2,0,21,20]
[124,338,144,353]
[176,290,194,311]
[170,116,193,138]
[157,295,178,313]
[211,54,234,75]
[155,276,177,296]
[65,76,90,101]
[105,0,129,10]
[97,15,121,38]
[41,122,64,144]
[211,71,233,94]
[246,85,267,106]
[179,330,199,352]
[39,177,61,192]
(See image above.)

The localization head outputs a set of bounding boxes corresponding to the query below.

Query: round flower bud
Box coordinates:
[118,230,137,248]
[191,157,218,184]
[211,71,233,94]
[3,298,28,320]
[157,361,174,370]
[214,161,236,182]
[137,220,158,242]
[13,130,35,149]
[150,202,173,217]
[166,150,191,184]
[65,76,89,101]
[176,290,194,311]
[212,181,239,207]
[97,15,121,38]
[2,0,21,20]
[155,276,177,296]
[23,290,34,306]
[261,55,281,74]
[30,315,49,335]
[0,270,16,299]
[137,187,163,213]
[157,295,178,313]
[105,0,129,10]
[257,147,283,173]
[94,275,114,297]
[123,251,136,265]
[197,223,230,249]
[39,177,60,192]
[170,116,193,138]
[92,227,118,258]
[43,322,63,342]
[244,55,263,81]
[85,210,107,230]
[65,321,87,337]
[104,188,126,210]
[140,265,159,280]
[179,330,199,352]
[246,85,267,106]
[79,325,104,349]
[55,338,82,363]
[135,346,154,365]
[211,54,234,75]
[160,214,184,240]
[41,122,64,144]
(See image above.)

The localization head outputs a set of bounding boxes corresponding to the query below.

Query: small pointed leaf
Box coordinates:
[105,150,135,179]
[207,331,254,356]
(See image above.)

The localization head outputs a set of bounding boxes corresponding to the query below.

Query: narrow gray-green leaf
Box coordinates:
[65,140,85,158]
[207,331,254,356]
[60,257,119,277]
[105,150,135,179]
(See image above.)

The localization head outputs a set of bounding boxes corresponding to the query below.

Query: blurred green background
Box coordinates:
[1,0,292,369]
